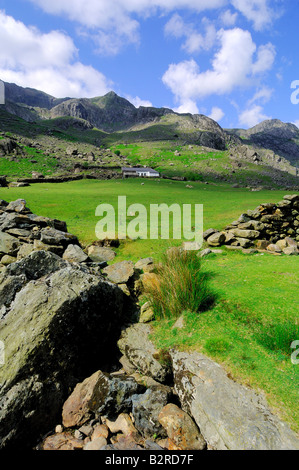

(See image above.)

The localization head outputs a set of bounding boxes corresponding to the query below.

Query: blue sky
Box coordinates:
[0,0,298,129]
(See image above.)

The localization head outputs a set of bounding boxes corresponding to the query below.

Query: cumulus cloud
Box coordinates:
[209,106,224,122]
[173,100,199,114]
[220,9,238,27]
[293,120,299,129]
[126,95,153,108]
[162,28,276,111]
[0,10,112,98]
[27,0,226,54]
[165,14,217,54]
[231,0,280,31]
[25,0,282,56]
[239,105,271,128]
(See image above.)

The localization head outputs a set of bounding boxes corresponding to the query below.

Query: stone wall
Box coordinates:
[204,194,299,255]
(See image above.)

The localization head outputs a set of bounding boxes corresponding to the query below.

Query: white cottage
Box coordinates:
[122,167,160,178]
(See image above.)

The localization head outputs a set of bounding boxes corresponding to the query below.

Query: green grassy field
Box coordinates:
[0,178,298,432]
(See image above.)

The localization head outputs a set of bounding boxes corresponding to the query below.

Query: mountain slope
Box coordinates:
[1,80,299,170]
[1,81,227,149]
[227,119,299,165]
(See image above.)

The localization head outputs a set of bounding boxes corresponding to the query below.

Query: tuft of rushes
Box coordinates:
[144,248,217,320]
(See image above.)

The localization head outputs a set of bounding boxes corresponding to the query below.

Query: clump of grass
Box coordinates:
[257,321,299,356]
[204,337,233,355]
[143,248,217,320]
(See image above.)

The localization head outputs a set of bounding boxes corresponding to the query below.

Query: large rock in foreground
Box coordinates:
[171,350,299,450]
[0,251,124,450]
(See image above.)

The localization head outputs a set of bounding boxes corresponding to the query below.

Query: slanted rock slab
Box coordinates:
[171,350,299,450]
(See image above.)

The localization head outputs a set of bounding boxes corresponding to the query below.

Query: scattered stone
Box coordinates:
[182,241,201,251]
[91,424,109,441]
[198,248,212,258]
[0,231,21,256]
[62,370,142,428]
[283,247,298,255]
[106,413,138,437]
[134,257,154,271]
[103,261,135,284]
[6,199,30,214]
[42,432,85,451]
[78,424,94,438]
[207,232,226,247]
[83,437,107,450]
[87,246,116,263]
[0,255,17,265]
[267,244,282,253]
[132,387,170,438]
[62,244,89,263]
[158,403,206,451]
[203,228,217,240]
[118,323,171,383]
[209,195,299,253]
[172,315,185,330]
[40,227,78,247]
[139,301,155,323]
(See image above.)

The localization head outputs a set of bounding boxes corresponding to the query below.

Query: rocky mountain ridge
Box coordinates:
[1,80,299,178]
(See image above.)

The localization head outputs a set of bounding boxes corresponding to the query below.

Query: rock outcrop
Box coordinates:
[0,200,133,449]
[0,249,124,449]
[170,350,299,450]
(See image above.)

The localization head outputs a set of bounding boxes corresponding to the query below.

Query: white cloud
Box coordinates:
[28,0,227,54]
[248,86,274,105]
[220,9,238,26]
[0,10,112,98]
[126,95,153,108]
[293,120,299,129]
[239,105,271,128]
[231,0,280,31]
[162,28,276,109]
[252,43,276,75]
[165,14,216,54]
[24,0,282,56]
[209,106,224,122]
[0,10,77,69]
[174,99,199,114]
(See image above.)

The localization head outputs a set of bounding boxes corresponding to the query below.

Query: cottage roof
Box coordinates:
[122,167,159,173]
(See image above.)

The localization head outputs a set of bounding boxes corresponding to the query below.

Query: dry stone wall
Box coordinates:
[204,194,299,254]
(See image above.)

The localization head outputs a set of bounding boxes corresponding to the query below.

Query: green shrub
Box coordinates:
[144,248,216,320]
